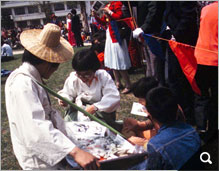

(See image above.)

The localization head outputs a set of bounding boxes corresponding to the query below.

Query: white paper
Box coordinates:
[66,121,107,138]
[65,121,145,163]
[115,134,135,153]
[131,102,148,117]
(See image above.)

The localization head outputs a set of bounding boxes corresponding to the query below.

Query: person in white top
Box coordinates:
[5,23,100,170]
[1,39,14,62]
[58,48,121,130]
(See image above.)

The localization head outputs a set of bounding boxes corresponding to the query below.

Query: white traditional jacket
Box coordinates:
[58,69,120,113]
[5,62,75,170]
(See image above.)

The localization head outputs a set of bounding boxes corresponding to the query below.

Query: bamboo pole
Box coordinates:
[37,81,126,138]
[150,35,218,54]
[127,1,137,28]
[127,1,148,76]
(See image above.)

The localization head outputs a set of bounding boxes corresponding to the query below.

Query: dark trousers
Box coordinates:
[90,24,98,36]
[167,46,195,123]
[194,65,218,136]
[156,40,168,86]
[73,30,83,47]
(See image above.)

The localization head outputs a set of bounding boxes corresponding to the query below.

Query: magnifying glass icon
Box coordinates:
[200,152,212,164]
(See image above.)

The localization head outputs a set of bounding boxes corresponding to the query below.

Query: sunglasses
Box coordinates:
[76,71,95,79]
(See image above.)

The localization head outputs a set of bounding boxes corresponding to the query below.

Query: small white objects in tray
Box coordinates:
[65,121,139,160]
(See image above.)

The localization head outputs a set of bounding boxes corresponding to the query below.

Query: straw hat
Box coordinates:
[20,23,74,63]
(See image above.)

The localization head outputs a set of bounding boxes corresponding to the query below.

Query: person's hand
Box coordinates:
[85,105,97,114]
[122,128,136,138]
[128,136,148,146]
[92,10,98,17]
[132,28,144,39]
[123,118,139,132]
[69,147,100,170]
[58,99,67,107]
[101,7,113,15]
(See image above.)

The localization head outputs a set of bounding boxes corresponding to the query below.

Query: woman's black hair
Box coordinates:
[91,41,105,53]
[132,77,159,98]
[72,48,100,72]
[146,87,178,124]
[91,30,106,44]
[91,30,106,53]
[67,12,72,17]
[22,49,45,65]
[71,8,76,15]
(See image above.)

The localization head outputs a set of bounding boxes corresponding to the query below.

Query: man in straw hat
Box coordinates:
[5,23,100,170]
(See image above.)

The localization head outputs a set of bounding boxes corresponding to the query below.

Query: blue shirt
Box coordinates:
[131,122,201,170]
[1,43,13,57]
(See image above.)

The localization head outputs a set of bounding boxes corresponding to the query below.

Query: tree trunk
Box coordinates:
[79,1,89,33]
[40,1,52,24]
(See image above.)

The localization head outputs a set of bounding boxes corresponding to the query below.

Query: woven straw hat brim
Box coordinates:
[20,29,74,63]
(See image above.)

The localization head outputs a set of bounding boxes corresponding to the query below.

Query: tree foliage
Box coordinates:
[31,1,52,24]
[79,1,89,33]
[1,9,14,29]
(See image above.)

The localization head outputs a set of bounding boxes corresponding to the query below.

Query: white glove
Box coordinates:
[171,35,176,41]
[133,28,144,39]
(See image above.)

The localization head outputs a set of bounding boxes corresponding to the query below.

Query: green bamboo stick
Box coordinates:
[37,81,125,138]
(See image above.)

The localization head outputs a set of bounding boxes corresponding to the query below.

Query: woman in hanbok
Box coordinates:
[67,13,76,47]
[94,1,132,94]
[58,48,121,131]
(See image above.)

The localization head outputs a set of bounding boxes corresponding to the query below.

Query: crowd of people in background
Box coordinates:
[90,0,218,141]
[2,0,218,137]
[1,27,23,49]
[2,0,217,139]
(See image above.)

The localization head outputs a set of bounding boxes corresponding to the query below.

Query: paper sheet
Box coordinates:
[130,102,148,117]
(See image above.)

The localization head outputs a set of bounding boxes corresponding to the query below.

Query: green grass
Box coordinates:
[1,46,145,170]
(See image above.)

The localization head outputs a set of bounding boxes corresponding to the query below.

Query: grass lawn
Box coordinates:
[1,46,146,170]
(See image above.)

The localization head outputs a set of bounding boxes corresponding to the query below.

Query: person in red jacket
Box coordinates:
[194,1,218,143]
[94,1,132,94]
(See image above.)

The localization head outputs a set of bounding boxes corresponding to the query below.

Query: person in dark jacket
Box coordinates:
[71,8,84,47]
[130,2,166,85]
[164,1,199,124]
[134,1,165,34]
[164,2,198,46]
